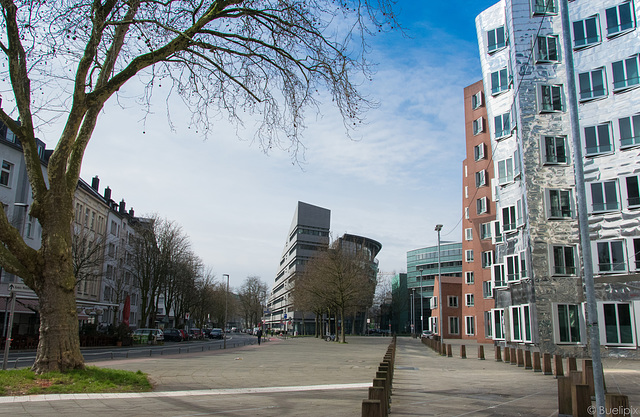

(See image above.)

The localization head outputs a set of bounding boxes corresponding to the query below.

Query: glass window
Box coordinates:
[494,112,511,139]
[557,304,582,343]
[465,228,473,241]
[491,68,510,95]
[632,238,640,270]
[618,115,640,148]
[480,222,492,240]
[497,158,514,185]
[465,293,474,307]
[539,84,563,112]
[606,2,635,36]
[603,303,634,345]
[493,263,506,288]
[578,68,606,100]
[476,170,487,188]
[476,197,487,215]
[552,245,576,275]
[473,117,484,135]
[465,271,474,284]
[612,55,640,91]
[474,143,486,161]
[596,240,626,272]
[492,309,505,340]
[533,0,557,14]
[472,91,483,109]
[626,175,640,207]
[590,180,619,212]
[483,282,493,299]
[506,255,520,282]
[502,206,517,232]
[573,16,600,48]
[584,123,612,156]
[536,35,559,62]
[482,250,493,268]
[542,136,568,164]
[449,317,460,335]
[0,160,12,187]
[487,26,507,53]
[548,189,573,218]
[465,316,475,336]
[448,296,459,308]
[465,249,474,262]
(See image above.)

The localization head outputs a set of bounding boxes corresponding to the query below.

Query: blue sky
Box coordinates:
[74,0,500,289]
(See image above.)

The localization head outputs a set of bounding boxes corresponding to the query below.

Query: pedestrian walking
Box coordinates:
[257,328,263,345]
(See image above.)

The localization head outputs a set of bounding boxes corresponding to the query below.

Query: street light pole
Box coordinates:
[411,288,415,336]
[223,274,229,349]
[435,224,443,339]
[419,267,424,333]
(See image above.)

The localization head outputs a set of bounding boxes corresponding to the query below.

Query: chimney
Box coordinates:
[119,199,126,214]
[104,186,111,201]
[91,176,99,191]
[129,208,135,217]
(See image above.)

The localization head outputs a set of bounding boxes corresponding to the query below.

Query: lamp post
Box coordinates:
[410,288,415,336]
[418,267,424,333]
[435,224,443,339]
[223,274,229,349]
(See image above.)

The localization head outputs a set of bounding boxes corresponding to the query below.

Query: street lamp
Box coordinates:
[223,274,229,349]
[418,266,424,333]
[411,287,416,336]
[435,224,443,339]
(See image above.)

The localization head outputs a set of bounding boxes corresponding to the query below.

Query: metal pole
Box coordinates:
[419,268,424,333]
[2,287,17,370]
[558,1,605,414]
[435,225,443,339]
[223,274,229,349]
[411,288,415,336]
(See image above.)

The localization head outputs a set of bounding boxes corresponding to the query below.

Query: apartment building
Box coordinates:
[462,80,497,343]
[476,0,640,357]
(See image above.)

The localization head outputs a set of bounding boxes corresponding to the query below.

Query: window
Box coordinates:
[497,158,514,185]
[502,205,517,232]
[492,220,504,244]
[431,296,438,309]
[465,250,474,262]
[584,123,612,156]
[552,245,577,275]
[612,55,640,91]
[465,293,474,307]
[480,222,492,240]
[448,296,459,308]
[539,84,563,112]
[590,180,619,212]
[465,207,469,219]
[473,117,484,135]
[573,16,600,48]
[547,189,573,218]
[536,35,559,62]
[483,281,493,299]
[493,263,506,288]
[596,240,626,273]
[465,271,474,284]
[465,316,475,336]
[511,305,532,342]
[625,175,640,207]
[472,91,483,109]
[484,311,493,338]
[465,228,473,241]
[475,170,487,188]
[532,0,557,14]
[606,2,635,37]
[556,304,583,344]
[542,136,568,164]
[487,26,506,53]
[449,317,460,335]
[491,68,510,95]
[494,112,511,139]
[506,254,520,282]
[465,186,469,199]
[474,143,486,161]
[632,238,640,270]
[25,216,34,238]
[520,250,528,279]
[578,68,606,100]
[481,250,493,268]
[492,308,505,340]
[0,161,12,187]
[601,302,635,345]
[476,197,488,215]
[618,114,640,148]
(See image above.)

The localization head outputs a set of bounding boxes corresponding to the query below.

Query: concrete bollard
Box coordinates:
[495,346,502,362]
[478,345,485,360]
[460,345,466,359]
[533,351,542,372]
[361,399,382,417]
[571,384,591,417]
[557,376,572,416]
[543,353,553,375]
[525,350,532,370]
[554,354,564,378]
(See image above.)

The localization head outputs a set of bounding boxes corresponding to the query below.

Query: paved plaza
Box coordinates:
[0,336,638,416]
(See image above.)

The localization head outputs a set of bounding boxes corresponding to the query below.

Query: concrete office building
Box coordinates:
[477,0,640,357]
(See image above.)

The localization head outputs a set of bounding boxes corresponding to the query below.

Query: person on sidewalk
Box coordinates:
[257,328,263,345]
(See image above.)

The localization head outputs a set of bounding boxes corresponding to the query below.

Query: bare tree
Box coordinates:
[238,276,268,329]
[0,0,397,373]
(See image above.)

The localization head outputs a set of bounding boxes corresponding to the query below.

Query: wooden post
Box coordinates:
[581,359,596,397]
[504,346,511,363]
[543,353,553,375]
[441,342,447,356]
[478,345,485,360]
[460,345,466,359]
[570,370,583,387]
[571,384,591,417]
[362,399,382,417]
[525,350,532,370]
[369,386,387,417]
[605,393,630,417]
[495,345,502,362]
[517,349,524,367]
[554,354,564,377]
[533,352,542,372]
[567,357,577,372]
[557,376,572,416]
[373,378,388,412]
[447,343,452,357]
[510,348,518,365]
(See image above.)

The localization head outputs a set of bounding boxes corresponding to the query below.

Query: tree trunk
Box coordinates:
[340,306,346,343]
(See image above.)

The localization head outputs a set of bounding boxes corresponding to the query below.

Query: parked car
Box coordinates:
[188,328,203,340]
[132,328,164,344]
[209,328,223,339]
[163,328,183,342]
[421,330,434,339]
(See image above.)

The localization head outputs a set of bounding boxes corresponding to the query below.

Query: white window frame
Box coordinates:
[430,296,438,309]
[553,303,585,344]
[449,316,460,335]
[487,26,507,53]
[472,90,484,109]
[520,250,528,280]
[492,263,506,288]
[494,112,511,140]
[510,305,532,343]
[465,249,474,263]
[476,197,488,215]
[594,239,627,273]
[532,0,557,15]
[465,271,474,284]
[481,250,493,269]
[474,143,486,161]
[465,316,475,336]
[612,55,640,92]
[484,311,493,338]
[551,245,577,276]
[483,281,493,299]
[465,207,469,219]
[465,228,473,241]
[502,205,517,233]
[465,293,474,307]
[597,302,636,346]
[448,296,459,308]
[623,175,640,209]
[535,35,559,63]
[584,123,613,156]
[491,220,503,244]
[1,160,13,188]
[538,84,564,112]
[491,308,505,340]
[541,135,568,164]
[491,67,510,95]
[605,1,636,38]
[617,114,640,149]
[578,67,607,101]
[588,179,620,213]
[475,170,487,188]
[473,117,485,135]
[546,188,574,219]
[506,254,521,283]
[573,15,601,49]
[497,157,514,186]
[480,222,492,240]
